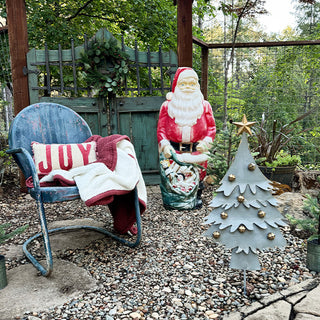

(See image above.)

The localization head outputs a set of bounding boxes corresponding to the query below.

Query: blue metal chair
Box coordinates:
[7,102,142,276]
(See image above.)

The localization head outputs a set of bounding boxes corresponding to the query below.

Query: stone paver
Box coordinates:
[295,314,320,320]
[280,278,316,297]
[294,285,320,317]
[245,300,292,320]
[286,291,307,305]
[1,259,98,320]
[259,291,283,306]
[239,301,263,316]
[223,313,242,320]
[223,278,320,320]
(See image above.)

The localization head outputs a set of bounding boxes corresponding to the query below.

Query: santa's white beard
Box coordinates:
[168,87,204,127]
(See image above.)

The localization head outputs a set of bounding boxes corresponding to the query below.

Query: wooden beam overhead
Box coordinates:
[193,37,320,48]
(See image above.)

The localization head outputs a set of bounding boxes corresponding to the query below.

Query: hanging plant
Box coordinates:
[80,37,129,97]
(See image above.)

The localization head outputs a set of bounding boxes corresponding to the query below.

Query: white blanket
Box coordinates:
[39,139,147,207]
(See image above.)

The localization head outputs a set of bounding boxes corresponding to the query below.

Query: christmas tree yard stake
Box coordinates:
[203,115,287,293]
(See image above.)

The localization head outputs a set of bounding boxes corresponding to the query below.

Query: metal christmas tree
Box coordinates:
[204,115,287,271]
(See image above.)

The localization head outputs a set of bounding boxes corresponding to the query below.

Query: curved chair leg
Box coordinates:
[22,192,54,276]
[23,187,142,276]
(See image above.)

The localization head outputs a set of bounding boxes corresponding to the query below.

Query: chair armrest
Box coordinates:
[6,147,41,189]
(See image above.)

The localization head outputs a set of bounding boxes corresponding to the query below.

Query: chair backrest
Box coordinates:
[9,102,92,179]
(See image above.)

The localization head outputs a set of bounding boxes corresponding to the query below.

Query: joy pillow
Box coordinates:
[32,141,97,174]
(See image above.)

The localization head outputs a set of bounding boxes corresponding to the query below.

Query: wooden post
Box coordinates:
[201,46,208,100]
[6,0,30,191]
[177,0,193,67]
[6,0,30,116]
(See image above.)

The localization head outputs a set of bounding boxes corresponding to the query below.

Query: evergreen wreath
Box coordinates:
[80,37,129,97]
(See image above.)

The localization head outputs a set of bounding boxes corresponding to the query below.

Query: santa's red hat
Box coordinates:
[166,67,199,100]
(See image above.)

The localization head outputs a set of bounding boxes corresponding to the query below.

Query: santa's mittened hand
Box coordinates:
[196,141,209,153]
[163,145,175,159]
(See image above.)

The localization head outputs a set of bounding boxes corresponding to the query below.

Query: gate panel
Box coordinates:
[111,96,164,185]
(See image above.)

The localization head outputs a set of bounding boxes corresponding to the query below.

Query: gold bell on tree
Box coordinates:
[238,225,246,233]
[267,233,276,240]
[213,231,221,239]
[220,212,228,219]
[258,210,266,218]
[228,174,236,182]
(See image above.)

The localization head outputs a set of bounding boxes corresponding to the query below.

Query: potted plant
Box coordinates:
[0,223,28,289]
[287,193,320,272]
[256,150,301,187]
[252,109,314,187]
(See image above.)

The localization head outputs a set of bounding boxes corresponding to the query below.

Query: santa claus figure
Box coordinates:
[157,67,216,209]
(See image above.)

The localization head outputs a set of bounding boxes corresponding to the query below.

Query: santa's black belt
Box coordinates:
[170,141,198,153]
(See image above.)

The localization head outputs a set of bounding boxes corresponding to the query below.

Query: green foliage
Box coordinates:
[263,150,301,168]
[206,124,240,184]
[286,194,320,242]
[80,37,129,97]
[295,1,320,39]
[0,31,11,93]
[0,223,28,245]
[0,130,11,168]
[0,149,11,168]
[0,0,179,51]
[0,140,12,186]
[251,109,315,164]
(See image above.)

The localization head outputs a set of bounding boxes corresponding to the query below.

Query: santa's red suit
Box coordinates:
[157,99,216,150]
[157,67,216,180]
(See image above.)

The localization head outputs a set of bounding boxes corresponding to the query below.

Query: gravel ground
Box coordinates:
[0,171,317,320]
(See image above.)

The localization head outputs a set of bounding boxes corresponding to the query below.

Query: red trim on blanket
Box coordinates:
[85,188,132,206]
[51,174,76,186]
[85,134,130,171]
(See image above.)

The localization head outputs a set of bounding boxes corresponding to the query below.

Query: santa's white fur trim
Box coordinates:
[178,69,198,81]
[175,153,208,164]
[166,92,173,100]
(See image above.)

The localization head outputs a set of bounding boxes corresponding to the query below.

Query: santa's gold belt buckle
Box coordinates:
[179,142,193,153]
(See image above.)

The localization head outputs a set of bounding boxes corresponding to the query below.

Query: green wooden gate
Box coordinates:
[26,29,178,184]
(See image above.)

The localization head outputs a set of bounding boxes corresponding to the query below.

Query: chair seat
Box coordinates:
[29,186,80,203]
